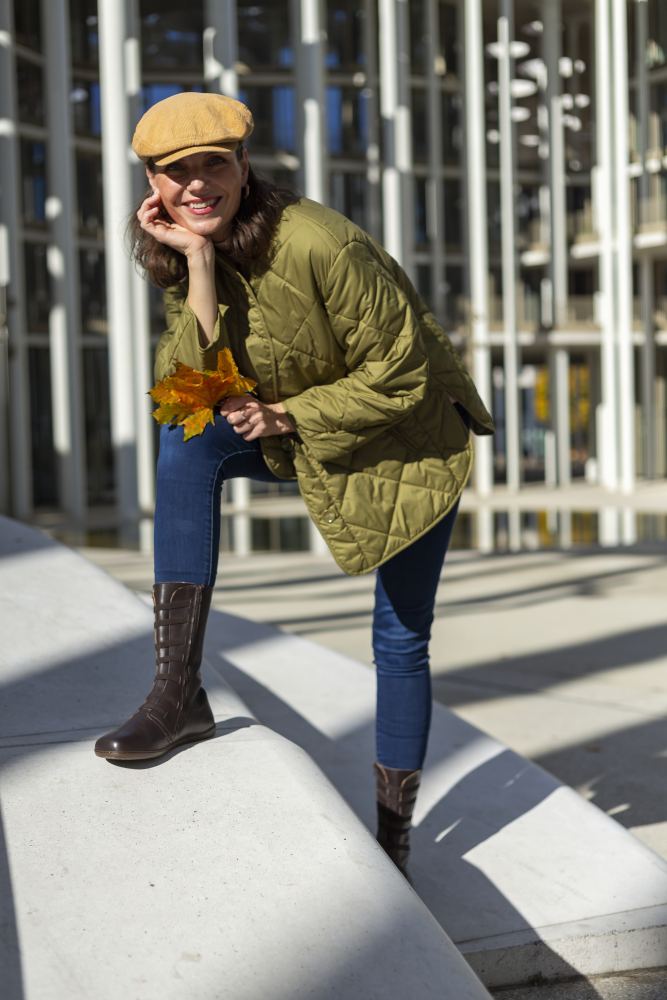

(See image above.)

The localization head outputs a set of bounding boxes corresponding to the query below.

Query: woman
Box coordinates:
[95,91,494,874]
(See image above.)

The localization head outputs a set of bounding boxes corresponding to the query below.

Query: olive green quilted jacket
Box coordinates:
[154,198,494,575]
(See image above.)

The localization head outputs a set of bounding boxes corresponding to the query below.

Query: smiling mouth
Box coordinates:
[184,197,221,215]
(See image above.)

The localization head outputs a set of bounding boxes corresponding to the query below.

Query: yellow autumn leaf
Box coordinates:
[181,407,216,441]
[148,349,257,439]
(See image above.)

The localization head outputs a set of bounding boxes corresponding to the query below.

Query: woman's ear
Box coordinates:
[145,166,157,192]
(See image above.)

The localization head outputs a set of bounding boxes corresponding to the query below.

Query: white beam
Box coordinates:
[496,0,522,502]
[594,0,618,492]
[204,0,239,98]
[0,0,32,518]
[98,0,139,543]
[42,0,87,531]
[464,0,494,551]
[611,0,635,509]
[379,0,415,277]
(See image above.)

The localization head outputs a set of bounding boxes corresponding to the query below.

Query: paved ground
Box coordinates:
[77,541,667,997]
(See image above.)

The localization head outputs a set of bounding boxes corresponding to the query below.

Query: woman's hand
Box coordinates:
[137,191,212,259]
[219,396,296,441]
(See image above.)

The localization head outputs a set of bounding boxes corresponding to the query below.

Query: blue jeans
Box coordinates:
[154,415,459,771]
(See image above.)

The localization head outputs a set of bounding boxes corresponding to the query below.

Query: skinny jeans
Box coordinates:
[154,415,459,771]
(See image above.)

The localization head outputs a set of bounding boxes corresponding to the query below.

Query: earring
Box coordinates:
[243,184,250,200]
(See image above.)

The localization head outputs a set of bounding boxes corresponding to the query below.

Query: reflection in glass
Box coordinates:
[327,86,368,156]
[79,249,107,336]
[140,82,203,115]
[83,348,115,505]
[70,0,99,69]
[238,85,295,153]
[327,2,365,69]
[76,152,104,237]
[237,0,292,70]
[14,0,41,51]
[24,243,50,333]
[328,171,367,230]
[20,141,47,226]
[28,347,58,507]
[17,59,44,126]
[140,1,203,72]
[71,79,102,136]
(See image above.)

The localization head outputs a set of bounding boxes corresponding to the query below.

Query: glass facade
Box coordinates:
[3,0,667,552]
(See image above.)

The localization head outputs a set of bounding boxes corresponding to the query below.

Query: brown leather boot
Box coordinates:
[374,762,422,875]
[95,582,216,761]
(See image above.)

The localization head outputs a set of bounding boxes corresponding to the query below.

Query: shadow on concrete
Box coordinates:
[0,802,24,1000]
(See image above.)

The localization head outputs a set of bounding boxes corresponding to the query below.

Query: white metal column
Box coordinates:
[635,0,656,479]
[98,0,139,543]
[425,0,445,321]
[42,0,87,532]
[126,0,155,553]
[294,0,326,205]
[464,0,494,551]
[594,0,619,533]
[379,0,415,277]
[362,0,382,241]
[204,0,239,97]
[611,0,635,497]
[496,2,521,499]
[611,0,636,544]
[0,0,32,518]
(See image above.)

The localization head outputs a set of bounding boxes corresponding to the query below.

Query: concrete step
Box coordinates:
[0,516,490,1000]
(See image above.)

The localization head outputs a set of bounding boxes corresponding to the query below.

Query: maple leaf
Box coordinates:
[148,349,257,439]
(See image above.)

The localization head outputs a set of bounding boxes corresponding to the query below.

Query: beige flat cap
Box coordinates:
[132,91,254,166]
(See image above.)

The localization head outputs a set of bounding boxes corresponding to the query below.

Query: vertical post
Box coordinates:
[497,0,522,502]
[594,0,619,507]
[126,0,155,553]
[42,0,87,534]
[0,0,32,518]
[299,0,326,204]
[98,0,139,544]
[379,0,415,278]
[425,0,446,321]
[464,0,494,551]
[635,0,655,478]
[204,0,239,97]
[611,0,635,507]
[362,0,382,241]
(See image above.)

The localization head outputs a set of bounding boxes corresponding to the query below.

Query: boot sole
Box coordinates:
[94,725,216,761]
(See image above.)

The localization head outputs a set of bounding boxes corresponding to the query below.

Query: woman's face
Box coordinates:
[146,148,249,242]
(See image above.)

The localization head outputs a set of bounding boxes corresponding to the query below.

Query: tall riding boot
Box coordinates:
[374,762,422,875]
[95,582,216,761]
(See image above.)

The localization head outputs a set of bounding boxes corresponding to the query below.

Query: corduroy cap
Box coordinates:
[132,92,254,166]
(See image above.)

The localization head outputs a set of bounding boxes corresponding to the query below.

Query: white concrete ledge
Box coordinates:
[201,581,667,990]
[0,517,491,1000]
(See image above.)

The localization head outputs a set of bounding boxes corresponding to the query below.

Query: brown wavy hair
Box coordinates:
[127,149,299,288]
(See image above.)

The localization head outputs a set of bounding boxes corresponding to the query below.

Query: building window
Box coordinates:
[79,249,107,337]
[71,79,102,137]
[326,2,366,70]
[82,348,114,505]
[20,140,47,227]
[13,0,41,52]
[237,0,293,71]
[238,84,296,154]
[70,0,99,70]
[76,152,104,237]
[140,1,203,72]
[17,58,45,126]
[328,171,368,229]
[28,347,58,507]
[24,243,50,333]
[327,85,368,156]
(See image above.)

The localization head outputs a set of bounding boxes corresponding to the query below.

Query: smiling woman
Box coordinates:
[97,89,494,881]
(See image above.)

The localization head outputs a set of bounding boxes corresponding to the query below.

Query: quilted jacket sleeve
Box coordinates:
[153,285,229,381]
[283,241,429,463]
